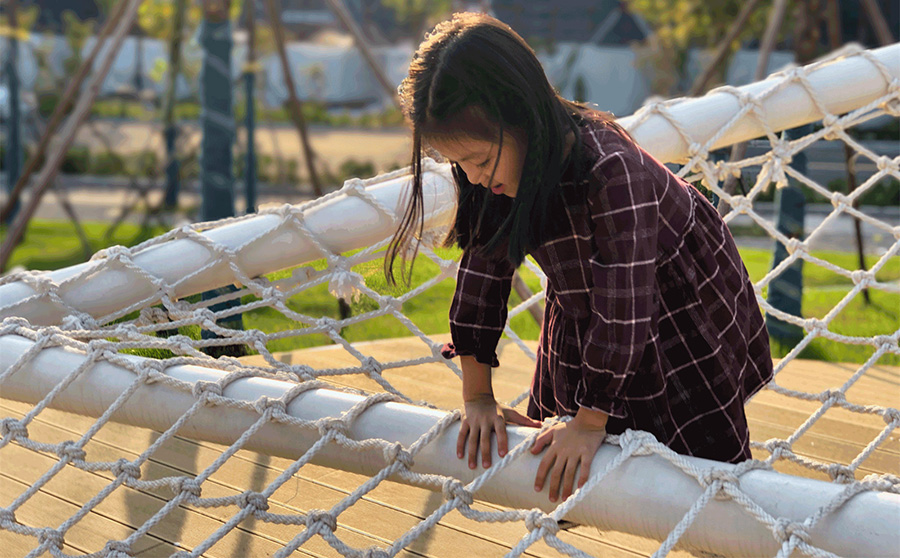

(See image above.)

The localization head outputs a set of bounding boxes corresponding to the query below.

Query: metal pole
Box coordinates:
[200,0,244,354]
[162,0,188,210]
[244,0,258,214]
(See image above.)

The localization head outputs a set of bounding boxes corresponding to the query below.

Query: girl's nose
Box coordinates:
[463,164,484,187]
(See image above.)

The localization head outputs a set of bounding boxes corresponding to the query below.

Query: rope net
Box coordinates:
[1,44,898,558]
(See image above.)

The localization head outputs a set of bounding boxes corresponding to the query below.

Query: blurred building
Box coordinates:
[491,0,650,46]
[239,0,403,45]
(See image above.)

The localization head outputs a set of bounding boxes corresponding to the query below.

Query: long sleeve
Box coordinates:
[447,249,515,367]
[576,147,660,418]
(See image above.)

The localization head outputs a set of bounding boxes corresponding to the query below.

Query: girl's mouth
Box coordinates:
[490,184,504,195]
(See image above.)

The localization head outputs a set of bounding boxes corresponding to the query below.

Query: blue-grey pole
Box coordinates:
[199,3,244,353]
[3,1,22,225]
[766,125,807,346]
[244,69,257,213]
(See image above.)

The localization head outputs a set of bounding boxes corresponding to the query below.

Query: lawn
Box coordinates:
[4,219,898,366]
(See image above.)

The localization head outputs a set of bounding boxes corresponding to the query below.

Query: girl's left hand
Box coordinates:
[530,413,607,502]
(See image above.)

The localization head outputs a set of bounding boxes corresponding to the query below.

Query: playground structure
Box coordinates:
[0,35,898,557]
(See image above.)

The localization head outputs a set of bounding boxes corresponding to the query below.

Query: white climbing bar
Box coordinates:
[621,43,899,163]
[2,333,896,558]
[0,163,456,326]
[2,46,897,332]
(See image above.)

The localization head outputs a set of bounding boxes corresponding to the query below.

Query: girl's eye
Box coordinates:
[477,158,491,169]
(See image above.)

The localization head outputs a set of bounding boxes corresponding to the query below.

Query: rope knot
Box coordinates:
[56,440,86,462]
[830,192,851,210]
[172,476,202,498]
[317,418,349,437]
[729,195,751,214]
[341,177,366,196]
[698,468,738,500]
[784,237,804,254]
[524,510,559,534]
[0,509,16,525]
[254,396,286,416]
[305,509,337,533]
[60,313,91,330]
[0,418,28,440]
[850,269,873,287]
[882,408,900,426]
[96,245,132,264]
[383,443,415,469]
[771,141,793,165]
[874,334,897,349]
[38,528,64,550]
[821,114,842,140]
[687,142,707,159]
[876,155,898,173]
[442,479,474,506]
[826,463,855,483]
[192,380,223,402]
[772,518,810,544]
[112,459,142,482]
[103,540,133,558]
[327,265,363,302]
[363,356,383,376]
[361,547,390,558]
[617,429,658,456]
[239,490,270,513]
[803,317,826,333]
[820,389,845,405]
[764,439,792,458]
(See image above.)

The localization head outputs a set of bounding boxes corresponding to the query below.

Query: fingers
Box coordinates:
[480,424,493,468]
[504,408,541,428]
[534,451,555,493]
[530,428,553,455]
[495,417,508,458]
[547,455,566,502]
[456,421,469,460]
[467,423,479,469]
[561,458,578,501]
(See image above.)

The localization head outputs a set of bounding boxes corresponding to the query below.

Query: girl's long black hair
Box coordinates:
[385,12,629,285]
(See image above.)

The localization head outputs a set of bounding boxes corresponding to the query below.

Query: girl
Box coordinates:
[386,12,773,504]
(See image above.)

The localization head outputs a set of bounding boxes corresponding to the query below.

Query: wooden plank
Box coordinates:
[748,416,897,477]
[747,398,899,453]
[0,472,179,557]
[0,401,523,558]
[0,400,700,558]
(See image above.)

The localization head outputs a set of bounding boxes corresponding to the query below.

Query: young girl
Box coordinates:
[386,12,773,504]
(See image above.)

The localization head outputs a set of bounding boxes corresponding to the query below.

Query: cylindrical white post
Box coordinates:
[0,165,456,326]
[621,44,900,163]
[1,333,896,558]
[2,47,897,331]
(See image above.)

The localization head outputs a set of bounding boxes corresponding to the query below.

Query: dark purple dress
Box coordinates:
[444,121,773,464]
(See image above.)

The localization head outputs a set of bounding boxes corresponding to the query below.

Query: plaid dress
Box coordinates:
[444,122,773,464]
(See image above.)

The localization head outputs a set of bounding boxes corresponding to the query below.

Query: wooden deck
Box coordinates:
[2,335,897,557]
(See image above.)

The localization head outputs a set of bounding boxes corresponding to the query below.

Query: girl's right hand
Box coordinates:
[457,394,541,469]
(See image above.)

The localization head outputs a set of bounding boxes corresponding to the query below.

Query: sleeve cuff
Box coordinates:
[575,385,628,419]
[440,342,500,368]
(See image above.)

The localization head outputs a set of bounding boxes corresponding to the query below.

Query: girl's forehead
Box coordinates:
[428,134,494,160]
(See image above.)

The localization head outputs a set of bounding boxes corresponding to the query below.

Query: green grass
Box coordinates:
[5,220,898,366]
[4,220,168,271]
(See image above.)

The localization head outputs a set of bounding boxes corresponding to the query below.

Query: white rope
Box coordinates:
[0,43,898,558]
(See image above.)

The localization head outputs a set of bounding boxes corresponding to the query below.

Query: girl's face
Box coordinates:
[428,129,526,198]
